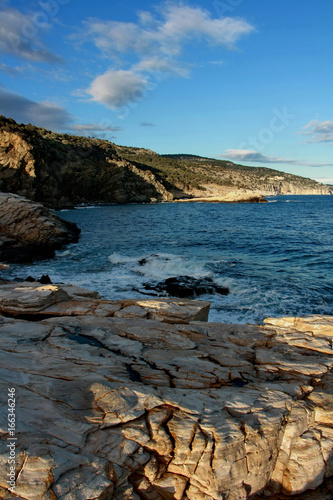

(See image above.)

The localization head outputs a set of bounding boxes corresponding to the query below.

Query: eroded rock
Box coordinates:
[0,282,210,322]
[0,192,80,262]
[0,284,332,499]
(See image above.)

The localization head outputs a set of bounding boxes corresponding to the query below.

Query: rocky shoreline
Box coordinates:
[0,281,332,499]
[0,191,332,498]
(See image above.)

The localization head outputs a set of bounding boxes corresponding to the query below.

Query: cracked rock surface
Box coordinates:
[0,283,332,499]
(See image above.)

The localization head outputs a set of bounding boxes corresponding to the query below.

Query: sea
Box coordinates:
[3,195,333,324]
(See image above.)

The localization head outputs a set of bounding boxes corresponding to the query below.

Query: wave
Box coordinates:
[109,252,210,280]
[108,252,138,265]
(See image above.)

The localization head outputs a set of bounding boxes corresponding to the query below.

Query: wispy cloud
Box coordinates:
[300,120,333,143]
[81,3,255,109]
[0,6,62,64]
[140,122,155,127]
[223,149,333,167]
[0,87,72,130]
[315,178,333,185]
[73,123,122,133]
[0,61,25,76]
[0,87,123,136]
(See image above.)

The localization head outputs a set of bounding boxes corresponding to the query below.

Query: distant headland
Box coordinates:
[0,115,331,210]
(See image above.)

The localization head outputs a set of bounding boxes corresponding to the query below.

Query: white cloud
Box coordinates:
[0,6,62,64]
[73,124,122,133]
[224,149,271,163]
[0,87,72,130]
[133,57,189,77]
[84,4,254,59]
[300,120,333,143]
[315,178,333,184]
[83,3,254,108]
[88,70,149,109]
[157,4,254,49]
[223,149,333,167]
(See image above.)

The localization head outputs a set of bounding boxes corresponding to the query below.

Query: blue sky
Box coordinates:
[1,0,333,183]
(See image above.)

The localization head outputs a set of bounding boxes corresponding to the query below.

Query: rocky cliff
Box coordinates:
[0,116,330,208]
[0,281,332,499]
[0,192,80,262]
[0,117,173,209]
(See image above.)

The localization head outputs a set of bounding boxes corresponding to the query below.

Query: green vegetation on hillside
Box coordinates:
[0,115,330,208]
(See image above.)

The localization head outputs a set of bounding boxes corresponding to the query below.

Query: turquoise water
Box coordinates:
[3,195,333,323]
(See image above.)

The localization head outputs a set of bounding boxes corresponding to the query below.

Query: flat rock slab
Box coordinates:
[0,282,210,323]
[0,302,332,499]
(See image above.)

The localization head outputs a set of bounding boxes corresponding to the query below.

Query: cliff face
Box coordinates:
[0,117,172,208]
[0,282,332,499]
[0,116,330,208]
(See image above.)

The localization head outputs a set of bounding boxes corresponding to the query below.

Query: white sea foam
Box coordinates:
[108,252,138,265]
[133,253,209,279]
[75,204,100,209]
[108,252,210,280]
[55,249,72,257]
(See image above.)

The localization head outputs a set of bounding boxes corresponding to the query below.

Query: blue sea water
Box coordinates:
[3,195,333,324]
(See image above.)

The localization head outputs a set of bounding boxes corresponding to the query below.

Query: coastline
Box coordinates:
[0,191,332,498]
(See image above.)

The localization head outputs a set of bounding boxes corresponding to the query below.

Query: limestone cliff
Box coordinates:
[0,282,332,499]
[0,116,330,208]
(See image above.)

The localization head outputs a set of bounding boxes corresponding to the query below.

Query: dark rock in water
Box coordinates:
[39,275,52,284]
[138,254,170,266]
[25,275,52,284]
[142,275,229,299]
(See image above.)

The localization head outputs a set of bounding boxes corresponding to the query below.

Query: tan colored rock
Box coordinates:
[0,285,332,499]
[175,192,267,203]
[264,315,333,339]
[0,282,210,323]
[0,192,80,263]
[134,298,210,323]
[0,283,70,314]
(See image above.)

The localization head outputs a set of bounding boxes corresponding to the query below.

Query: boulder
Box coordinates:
[0,281,332,499]
[0,192,80,262]
[142,275,229,299]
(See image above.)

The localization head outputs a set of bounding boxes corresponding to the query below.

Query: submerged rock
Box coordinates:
[142,275,229,298]
[0,192,80,263]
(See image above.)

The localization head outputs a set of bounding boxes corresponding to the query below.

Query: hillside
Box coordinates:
[0,116,330,209]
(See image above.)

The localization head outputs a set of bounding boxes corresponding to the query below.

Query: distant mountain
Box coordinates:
[0,116,330,209]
